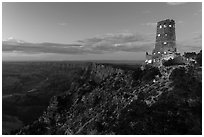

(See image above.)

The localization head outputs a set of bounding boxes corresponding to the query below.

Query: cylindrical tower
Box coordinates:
[152,19,176,55]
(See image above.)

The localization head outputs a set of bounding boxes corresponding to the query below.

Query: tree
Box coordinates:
[195,50,202,66]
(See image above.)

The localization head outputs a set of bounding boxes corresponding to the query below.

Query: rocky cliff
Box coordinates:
[16,63,202,135]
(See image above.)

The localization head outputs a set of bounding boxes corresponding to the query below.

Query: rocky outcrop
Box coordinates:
[16,63,202,135]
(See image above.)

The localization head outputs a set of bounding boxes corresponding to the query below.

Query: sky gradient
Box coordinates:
[2,2,202,61]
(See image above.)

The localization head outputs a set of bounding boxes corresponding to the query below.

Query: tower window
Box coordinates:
[158,52,160,54]
[158,34,161,37]
[159,25,162,28]
[164,25,166,28]
[164,51,166,54]
[169,24,172,27]
[163,42,167,45]
[165,34,167,36]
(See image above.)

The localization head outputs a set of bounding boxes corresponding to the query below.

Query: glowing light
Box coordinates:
[148,60,152,63]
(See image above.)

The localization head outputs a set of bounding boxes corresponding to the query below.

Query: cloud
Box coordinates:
[177,20,183,24]
[2,40,85,54]
[142,10,151,14]
[8,37,14,40]
[194,9,202,15]
[143,22,157,27]
[78,33,154,53]
[193,33,202,41]
[4,32,201,56]
[58,22,68,26]
[177,33,202,52]
[166,2,187,5]
[3,33,155,54]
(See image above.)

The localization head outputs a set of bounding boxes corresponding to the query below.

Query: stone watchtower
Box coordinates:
[145,19,177,65]
[152,19,176,55]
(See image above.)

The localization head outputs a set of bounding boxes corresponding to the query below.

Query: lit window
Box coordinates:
[148,60,152,64]
[158,52,160,54]
[164,42,167,45]
[158,34,160,37]
[164,51,166,54]
[164,25,166,28]
[165,34,167,36]
[159,25,162,28]
[169,24,172,27]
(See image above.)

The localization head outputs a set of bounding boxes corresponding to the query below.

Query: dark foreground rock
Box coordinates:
[16,63,202,135]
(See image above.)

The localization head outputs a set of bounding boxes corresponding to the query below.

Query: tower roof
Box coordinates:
[157,19,175,25]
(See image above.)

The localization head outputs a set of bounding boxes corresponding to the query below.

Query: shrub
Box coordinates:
[142,66,161,82]
[163,57,185,66]
[169,66,202,97]
[195,50,202,66]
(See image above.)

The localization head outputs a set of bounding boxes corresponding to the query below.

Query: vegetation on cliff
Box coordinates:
[15,62,201,135]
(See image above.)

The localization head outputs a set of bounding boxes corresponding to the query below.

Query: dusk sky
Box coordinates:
[2,2,202,61]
